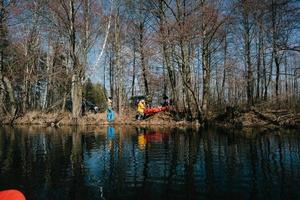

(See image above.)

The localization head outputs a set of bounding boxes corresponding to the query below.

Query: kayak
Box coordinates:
[144,106,170,116]
[0,190,26,200]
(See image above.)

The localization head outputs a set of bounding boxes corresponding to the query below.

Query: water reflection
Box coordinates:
[136,128,168,150]
[0,126,300,200]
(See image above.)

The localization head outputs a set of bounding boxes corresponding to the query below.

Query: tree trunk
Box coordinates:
[274,50,280,99]
[243,3,253,106]
[3,77,16,115]
[61,92,67,112]
[0,63,4,114]
[82,0,90,84]
[284,56,288,103]
[109,51,114,98]
[71,74,82,118]
[131,39,136,97]
[220,33,227,106]
[0,0,5,115]
[202,43,210,119]
[265,48,274,101]
[163,44,179,107]
[22,40,31,112]
[256,18,263,101]
[162,39,178,110]
[271,0,280,101]
[139,21,149,96]
[69,0,82,119]
[262,46,268,101]
[114,6,122,118]
[43,43,53,110]
[23,66,29,112]
[158,0,178,109]
[179,40,192,119]
[201,1,210,120]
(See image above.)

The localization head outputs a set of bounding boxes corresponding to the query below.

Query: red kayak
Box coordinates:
[0,190,26,200]
[144,106,170,116]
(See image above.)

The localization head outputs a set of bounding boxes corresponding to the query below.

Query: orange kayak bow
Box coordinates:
[0,190,26,200]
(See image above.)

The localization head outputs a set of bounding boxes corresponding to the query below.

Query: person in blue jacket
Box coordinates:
[107,97,115,122]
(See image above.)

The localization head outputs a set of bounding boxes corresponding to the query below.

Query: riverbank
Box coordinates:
[0,110,199,127]
[213,106,300,129]
[1,107,299,129]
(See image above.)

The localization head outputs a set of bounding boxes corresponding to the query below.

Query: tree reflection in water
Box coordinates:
[0,126,300,200]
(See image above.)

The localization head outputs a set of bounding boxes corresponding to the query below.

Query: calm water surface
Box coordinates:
[0,126,300,200]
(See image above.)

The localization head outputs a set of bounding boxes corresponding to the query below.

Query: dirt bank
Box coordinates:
[1,107,299,130]
[214,107,300,129]
[0,110,199,127]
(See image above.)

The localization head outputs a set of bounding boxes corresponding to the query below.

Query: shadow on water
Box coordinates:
[0,126,300,200]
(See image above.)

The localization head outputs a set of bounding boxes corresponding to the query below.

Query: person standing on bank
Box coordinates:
[137,99,146,120]
[107,97,115,122]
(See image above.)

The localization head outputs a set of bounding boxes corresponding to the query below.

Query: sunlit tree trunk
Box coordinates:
[69,0,82,120]
[82,0,90,83]
[114,5,122,118]
[43,42,54,110]
[109,50,114,98]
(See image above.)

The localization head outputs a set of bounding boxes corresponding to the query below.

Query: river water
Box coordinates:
[0,126,300,200]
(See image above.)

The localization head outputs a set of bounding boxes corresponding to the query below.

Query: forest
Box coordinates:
[0,0,300,124]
